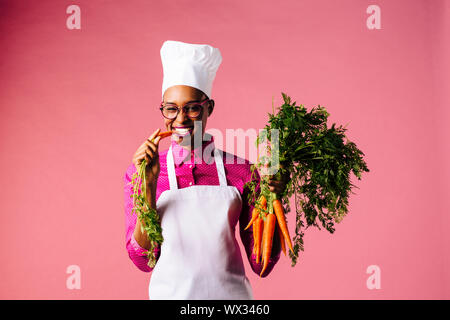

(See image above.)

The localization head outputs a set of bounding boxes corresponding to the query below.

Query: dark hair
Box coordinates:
[163,86,209,102]
[196,89,209,100]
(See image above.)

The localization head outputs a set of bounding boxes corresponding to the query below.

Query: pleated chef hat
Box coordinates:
[160,40,222,99]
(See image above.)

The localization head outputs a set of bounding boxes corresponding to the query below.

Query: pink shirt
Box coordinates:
[123,135,281,277]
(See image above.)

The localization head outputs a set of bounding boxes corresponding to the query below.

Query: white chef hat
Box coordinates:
[160,40,222,100]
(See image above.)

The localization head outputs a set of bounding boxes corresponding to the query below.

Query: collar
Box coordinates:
[171,133,215,167]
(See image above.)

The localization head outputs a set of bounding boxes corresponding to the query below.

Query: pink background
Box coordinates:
[0,0,449,299]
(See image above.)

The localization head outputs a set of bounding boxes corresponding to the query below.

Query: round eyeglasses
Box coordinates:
[159,98,212,120]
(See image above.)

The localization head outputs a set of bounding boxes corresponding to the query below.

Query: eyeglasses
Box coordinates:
[159,98,211,120]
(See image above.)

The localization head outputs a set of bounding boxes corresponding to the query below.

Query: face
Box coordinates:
[162,85,214,149]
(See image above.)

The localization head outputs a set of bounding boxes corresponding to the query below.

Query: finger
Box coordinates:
[136,156,144,167]
[269,173,281,181]
[147,149,159,164]
[145,140,157,153]
[148,128,161,142]
[146,144,160,158]
[146,136,162,153]
[269,185,283,194]
[268,179,283,187]
[136,142,148,154]
[137,153,148,165]
[145,148,155,159]
[137,149,151,164]
[269,173,289,183]
[154,135,162,146]
[282,171,290,180]
[134,151,144,163]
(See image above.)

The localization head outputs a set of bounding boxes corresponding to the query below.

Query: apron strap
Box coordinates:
[213,149,228,187]
[166,144,228,190]
[166,144,179,190]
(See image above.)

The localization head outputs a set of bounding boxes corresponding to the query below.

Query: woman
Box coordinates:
[124,40,289,300]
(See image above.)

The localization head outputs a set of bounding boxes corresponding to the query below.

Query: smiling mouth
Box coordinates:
[172,127,194,136]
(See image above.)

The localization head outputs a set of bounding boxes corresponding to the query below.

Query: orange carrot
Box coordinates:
[244,195,267,230]
[260,223,264,265]
[278,224,286,256]
[245,207,259,231]
[255,196,267,263]
[157,131,173,139]
[254,216,264,264]
[273,199,294,253]
[260,212,276,277]
[252,220,257,254]
[260,195,267,210]
[149,130,172,143]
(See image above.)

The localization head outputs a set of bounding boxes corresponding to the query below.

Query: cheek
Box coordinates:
[202,114,208,128]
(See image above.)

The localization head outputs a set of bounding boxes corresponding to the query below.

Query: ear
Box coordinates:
[207,100,215,116]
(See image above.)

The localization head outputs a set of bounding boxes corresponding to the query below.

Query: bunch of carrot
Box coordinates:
[244,92,370,270]
[245,194,294,277]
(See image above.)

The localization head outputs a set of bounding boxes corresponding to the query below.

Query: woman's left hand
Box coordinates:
[268,164,290,195]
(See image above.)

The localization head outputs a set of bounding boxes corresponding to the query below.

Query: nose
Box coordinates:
[171,109,192,128]
[174,108,187,123]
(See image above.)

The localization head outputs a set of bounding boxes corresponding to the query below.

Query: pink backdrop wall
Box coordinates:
[0,0,448,299]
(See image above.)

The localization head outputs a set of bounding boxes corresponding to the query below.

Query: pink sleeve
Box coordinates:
[124,164,160,273]
[239,166,281,278]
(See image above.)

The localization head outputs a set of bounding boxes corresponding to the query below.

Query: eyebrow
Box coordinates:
[164,99,201,105]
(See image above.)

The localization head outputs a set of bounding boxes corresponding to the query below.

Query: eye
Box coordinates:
[187,105,202,112]
[165,106,178,112]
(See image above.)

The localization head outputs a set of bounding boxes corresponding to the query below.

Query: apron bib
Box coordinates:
[148,144,254,300]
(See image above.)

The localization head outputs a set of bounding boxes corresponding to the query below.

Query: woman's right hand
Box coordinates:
[132,128,163,188]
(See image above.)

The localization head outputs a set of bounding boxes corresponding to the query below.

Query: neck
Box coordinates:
[174,131,205,151]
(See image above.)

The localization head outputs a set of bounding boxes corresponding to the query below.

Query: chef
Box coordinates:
[124,40,289,300]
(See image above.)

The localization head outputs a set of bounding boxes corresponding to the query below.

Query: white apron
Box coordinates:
[148,144,254,300]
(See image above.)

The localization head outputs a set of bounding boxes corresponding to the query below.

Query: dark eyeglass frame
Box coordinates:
[159,98,212,120]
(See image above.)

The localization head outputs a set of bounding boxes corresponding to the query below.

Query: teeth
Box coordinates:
[173,127,193,136]
[174,128,191,133]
